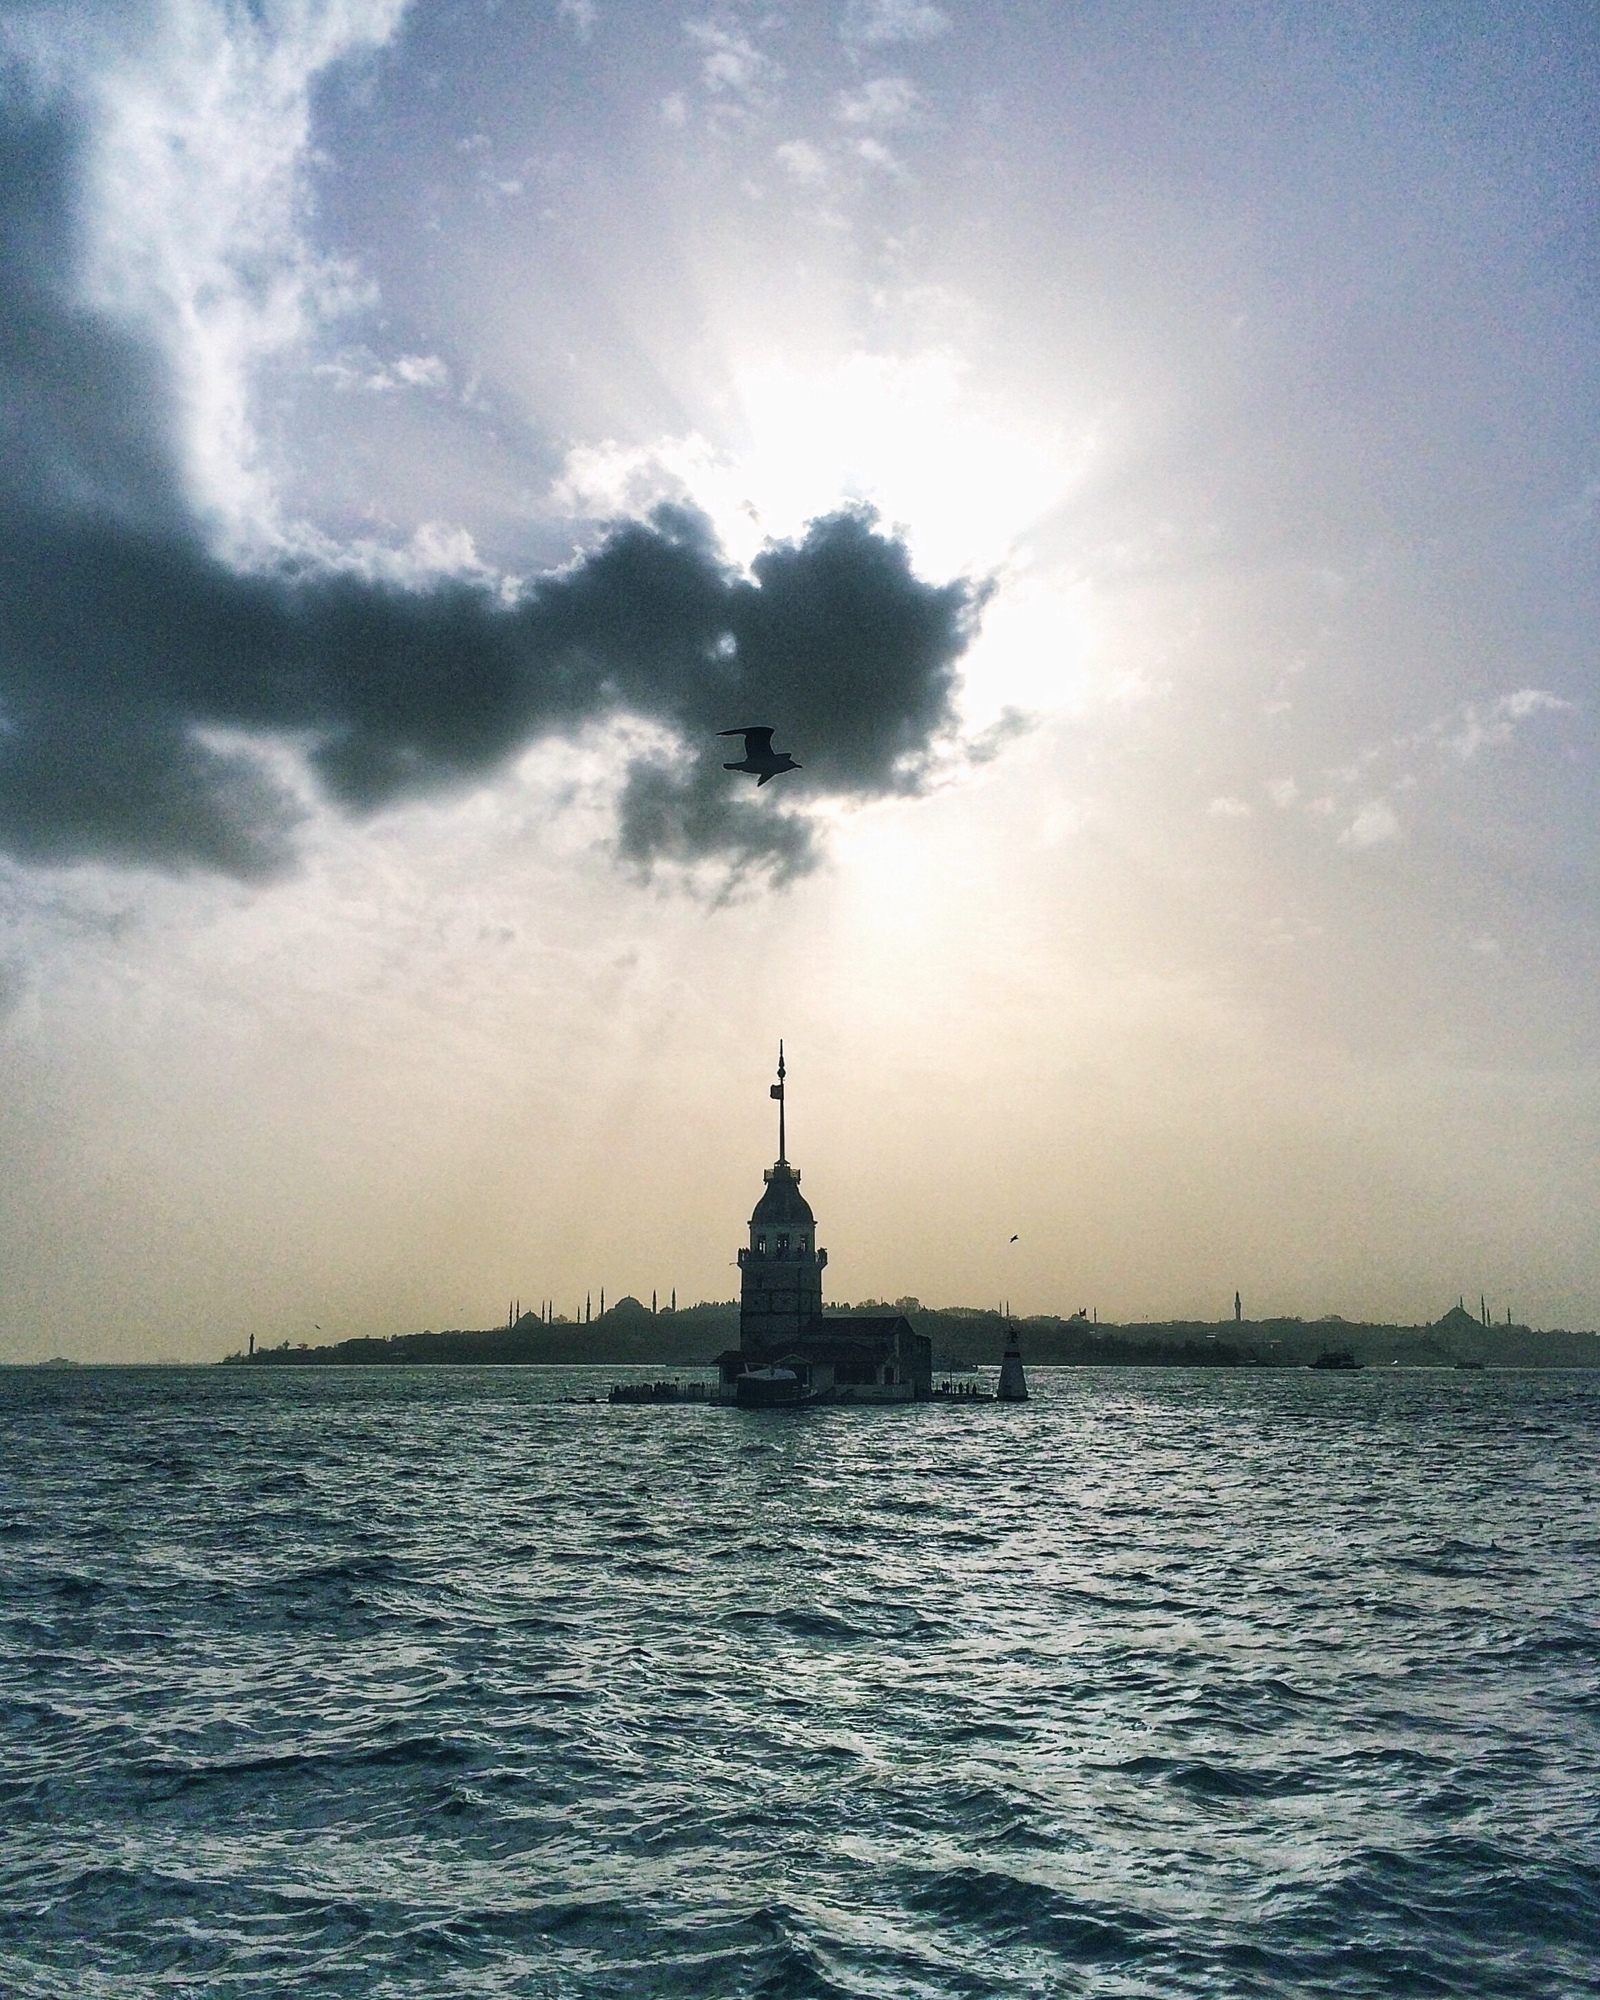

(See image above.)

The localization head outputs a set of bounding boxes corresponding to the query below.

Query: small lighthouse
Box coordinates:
[997,1322,1028,1401]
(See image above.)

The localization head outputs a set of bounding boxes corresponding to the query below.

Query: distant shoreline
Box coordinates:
[221,1301,1600,1371]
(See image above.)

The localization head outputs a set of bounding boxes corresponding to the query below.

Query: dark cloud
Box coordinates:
[0,92,983,881]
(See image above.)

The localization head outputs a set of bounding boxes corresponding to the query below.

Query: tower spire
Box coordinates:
[771,1039,787,1164]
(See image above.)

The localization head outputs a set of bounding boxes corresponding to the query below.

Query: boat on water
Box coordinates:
[1310,1349,1362,1371]
[933,1377,993,1401]
[735,1365,814,1408]
[608,1379,710,1404]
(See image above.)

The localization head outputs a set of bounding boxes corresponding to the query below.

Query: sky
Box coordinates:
[2,0,1598,1360]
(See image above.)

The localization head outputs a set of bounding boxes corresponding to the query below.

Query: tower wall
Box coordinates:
[739,1242,827,1352]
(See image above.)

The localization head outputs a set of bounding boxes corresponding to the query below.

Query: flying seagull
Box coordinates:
[1009,1235,1019,1243]
[719,726,801,786]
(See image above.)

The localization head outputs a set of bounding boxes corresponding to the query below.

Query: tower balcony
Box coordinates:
[763,1167,800,1183]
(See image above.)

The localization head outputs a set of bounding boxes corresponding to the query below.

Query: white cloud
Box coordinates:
[11,0,410,549]
[393,354,448,390]
[1440,687,1570,760]
[854,136,904,174]
[685,19,781,111]
[314,349,449,394]
[836,76,922,129]
[1207,796,1252,818]
[775,139,829,184]
[843,0,950,45]
[406,522,489,576]
[1338,801,1401,849]
[558,0,597,38]
[1265,776,1298,807]
[1299,687,1574,852]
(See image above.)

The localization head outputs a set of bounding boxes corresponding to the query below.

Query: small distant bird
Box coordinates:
[719,725,801,786]
[1009,1235,1019,1243]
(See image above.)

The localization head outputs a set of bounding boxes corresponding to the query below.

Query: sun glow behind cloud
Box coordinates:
[553,346,1094,729]
[558,349,1085,575]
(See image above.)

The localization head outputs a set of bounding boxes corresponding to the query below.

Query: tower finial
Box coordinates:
[771,1039,787,1164]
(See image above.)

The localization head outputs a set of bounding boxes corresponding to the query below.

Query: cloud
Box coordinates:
[0,13,983,884]
[853,136,904,175]
[1338,801,1401,849]
[11,0,408,543]
[2,419,977,885]
[0,115,973,875]
[835,77,922,130]
[7,500,974,879]
[314,349,450,394]
[842,0,950,46]
[1270,686,1575,856]
[1207,796,1251,818]
[684,18,781,115]
[1440,688,1570,761]
[775,138,829,185]
[0,19,988,884]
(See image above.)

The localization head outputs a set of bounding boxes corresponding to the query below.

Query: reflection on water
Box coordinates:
[1,1365,1597,1997]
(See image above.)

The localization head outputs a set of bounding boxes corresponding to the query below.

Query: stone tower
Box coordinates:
[737,1042,827,1354]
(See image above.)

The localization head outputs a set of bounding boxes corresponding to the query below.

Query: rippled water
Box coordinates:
[1,1365,1598,1998]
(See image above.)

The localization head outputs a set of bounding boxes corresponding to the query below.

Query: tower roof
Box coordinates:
[752,1160,814,1229]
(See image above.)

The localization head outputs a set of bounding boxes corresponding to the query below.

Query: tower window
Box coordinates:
[776,1232,789,1252]
[755,1234,766,1253]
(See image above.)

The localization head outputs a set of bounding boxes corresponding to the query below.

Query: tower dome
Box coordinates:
[751,1164,814,1232]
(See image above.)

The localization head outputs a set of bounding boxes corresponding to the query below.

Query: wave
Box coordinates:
[1102,1752,1316,1800]
[1,1365,1597,1997]
[907,1865,1163,1960]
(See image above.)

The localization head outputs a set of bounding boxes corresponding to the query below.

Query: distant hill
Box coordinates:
[227,1297,739,1367]
[223,1298,1600,1368]
[910,1304,1600,1370]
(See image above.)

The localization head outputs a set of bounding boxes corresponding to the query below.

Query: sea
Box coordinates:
[0,1364,1596,1999]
